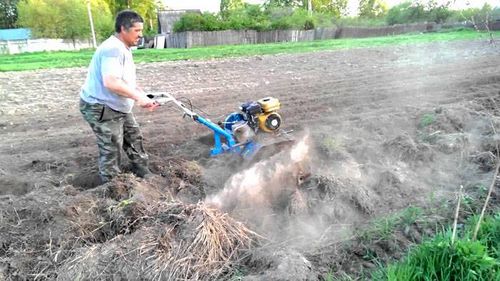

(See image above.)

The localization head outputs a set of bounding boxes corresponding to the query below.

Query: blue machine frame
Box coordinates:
[150,92,260,158]
[195,115,260,158]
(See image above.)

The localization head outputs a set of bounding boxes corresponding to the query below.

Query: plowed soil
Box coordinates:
[0,39,499,280]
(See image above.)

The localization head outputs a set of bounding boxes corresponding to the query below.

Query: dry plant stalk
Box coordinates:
[451,185,463,245]
[144,202,260,280]
[473,160,499,240]
[473,116,499,240]
[65,196,105,242]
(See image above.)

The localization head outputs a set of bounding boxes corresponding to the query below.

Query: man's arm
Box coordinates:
[103,75,154,107]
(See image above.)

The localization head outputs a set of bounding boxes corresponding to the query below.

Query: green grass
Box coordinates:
[358,206,423,244]
[1,29,498,72]
[370,213,500,281]
[419,113,436,128]
[466,213,500,259]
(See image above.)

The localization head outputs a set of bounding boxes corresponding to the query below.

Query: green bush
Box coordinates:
[173,12,224,32]
[174,6,335,32]
[386,2,426,25]
[270,9,318,30]
[225,5,269,31]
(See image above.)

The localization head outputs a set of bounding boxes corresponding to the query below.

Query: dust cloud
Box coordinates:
[205,133,311,212]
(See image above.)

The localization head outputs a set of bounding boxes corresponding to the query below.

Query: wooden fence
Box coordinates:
[163,23,441,48]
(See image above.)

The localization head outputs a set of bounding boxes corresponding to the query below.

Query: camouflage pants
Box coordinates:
[80,99,149,182]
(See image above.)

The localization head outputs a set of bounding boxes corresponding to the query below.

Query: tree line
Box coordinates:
[0,0,161,41]
[0,0,498,41]
[176,0,499,32]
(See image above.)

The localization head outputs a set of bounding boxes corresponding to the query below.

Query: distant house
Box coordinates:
[157,9,202,34]
[0,28,31,41]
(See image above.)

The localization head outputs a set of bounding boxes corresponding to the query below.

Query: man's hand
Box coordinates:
[102,76,158,111]
[135,93,159,111]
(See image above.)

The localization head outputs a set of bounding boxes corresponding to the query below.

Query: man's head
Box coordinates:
[115,10,144,47]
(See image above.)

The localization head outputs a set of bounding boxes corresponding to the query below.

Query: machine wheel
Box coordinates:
[224,113,245,131]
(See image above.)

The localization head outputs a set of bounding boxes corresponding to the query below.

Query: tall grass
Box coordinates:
[466,213,500,259]
[371,213,500,281]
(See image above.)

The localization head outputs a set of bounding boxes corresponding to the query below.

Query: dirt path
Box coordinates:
[0,39,499,279]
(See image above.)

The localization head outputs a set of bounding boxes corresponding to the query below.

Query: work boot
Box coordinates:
[131,163,154,179]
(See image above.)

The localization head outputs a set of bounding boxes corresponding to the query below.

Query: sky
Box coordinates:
[161,0,500,14]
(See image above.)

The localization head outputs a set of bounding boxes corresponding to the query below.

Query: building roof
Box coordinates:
[0,28,31,41]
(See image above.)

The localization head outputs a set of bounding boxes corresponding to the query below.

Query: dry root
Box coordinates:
[61,201,260,280]
[143,202,259,280]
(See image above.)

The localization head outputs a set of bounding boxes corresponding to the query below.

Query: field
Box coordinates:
[0,33,499,280]
[0,29,496,72]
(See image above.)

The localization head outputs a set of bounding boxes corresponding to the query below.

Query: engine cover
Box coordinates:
[258,97,280,113]
[258,112,282,132]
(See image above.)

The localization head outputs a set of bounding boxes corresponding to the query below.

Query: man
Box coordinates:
[80,10,157,183]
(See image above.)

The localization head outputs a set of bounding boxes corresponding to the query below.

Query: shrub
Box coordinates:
[386,2,426,25]
[386,1,453,25]
[174,6,334,32]
[270,9,316,30]
[173,12,224,32]
[225,5,269,31]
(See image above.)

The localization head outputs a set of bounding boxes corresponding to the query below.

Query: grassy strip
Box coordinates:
[371,213,500,281]
[1,29,498,72]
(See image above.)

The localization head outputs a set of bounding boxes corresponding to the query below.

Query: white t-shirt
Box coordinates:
[80,35,136,113]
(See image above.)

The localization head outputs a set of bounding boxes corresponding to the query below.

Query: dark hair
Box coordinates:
[115,10,144,33]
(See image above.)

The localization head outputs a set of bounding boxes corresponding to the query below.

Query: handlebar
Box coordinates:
[147,92,198,119]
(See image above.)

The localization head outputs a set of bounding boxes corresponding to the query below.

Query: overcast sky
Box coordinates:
[161,0,499,14]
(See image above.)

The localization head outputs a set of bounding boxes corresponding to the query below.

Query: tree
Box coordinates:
[385,0,452,25]
[0,0,20,28]
[220,0,244,13]
[311,0,348,17]
[91,0,114,40]
[359,0,388,18]
[426,0,452,23]
[103,0,163,33]
[386,1,426,25]
[264,0,305,9]
[264,0,348,17]
[17,0,113,42]
[131,0,163,33]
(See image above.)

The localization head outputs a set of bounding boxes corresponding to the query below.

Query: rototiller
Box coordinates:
[148,93,290,159]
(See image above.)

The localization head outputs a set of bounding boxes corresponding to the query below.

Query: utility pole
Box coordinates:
[86,0,97,48]
[307,0,312,15]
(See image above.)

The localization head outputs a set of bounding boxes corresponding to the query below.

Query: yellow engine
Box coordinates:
[238,97,283,134]
[257,97,282,132]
